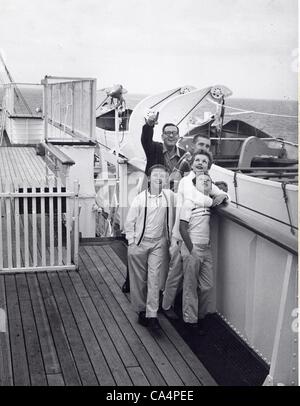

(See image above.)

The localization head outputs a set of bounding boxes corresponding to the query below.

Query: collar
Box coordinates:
[163,144,181,158]
[147,190,163,198]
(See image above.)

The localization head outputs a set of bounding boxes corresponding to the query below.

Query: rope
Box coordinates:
[150,87,183,109]
[232,170,297,232]
[96,95,109,111]
[208,98,297,119]
[176,89,211,126]
[233,172,238,208]
[232,200,298,231]
[281,182,296,235]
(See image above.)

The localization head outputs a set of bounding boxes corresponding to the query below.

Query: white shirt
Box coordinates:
[144,191,167,239]
[180,199,211,244]
[172,171,219,240]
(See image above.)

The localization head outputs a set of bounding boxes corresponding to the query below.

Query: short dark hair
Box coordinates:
[162,123,179,134]
[192,132,210,144]
[190,149,213,169]
[148,164,169,176]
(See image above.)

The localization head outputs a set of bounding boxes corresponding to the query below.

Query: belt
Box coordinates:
[193,242,211,248]
[143,236,163,242]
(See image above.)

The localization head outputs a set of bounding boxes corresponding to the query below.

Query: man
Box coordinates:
[141,113,186,176]
[122,113,185,294]
[179,170,216,334]
[125,165,176,333]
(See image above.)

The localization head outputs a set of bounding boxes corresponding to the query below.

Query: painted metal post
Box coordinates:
[73,180,80,269]
[263,253,297,386]
[72,82,75,134]
[42,76,48,142]
[90,79,96,141]
[118,159,128,232]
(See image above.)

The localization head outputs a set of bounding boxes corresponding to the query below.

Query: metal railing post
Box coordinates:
[42,76,48,142]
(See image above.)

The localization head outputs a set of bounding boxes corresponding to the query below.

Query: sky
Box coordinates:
[0,0,298,99]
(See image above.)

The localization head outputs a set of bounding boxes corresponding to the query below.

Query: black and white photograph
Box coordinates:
[0,0,298,390]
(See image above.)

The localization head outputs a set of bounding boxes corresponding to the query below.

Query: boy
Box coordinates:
[179,171,217,332]
[125,165,176,333]
[162,150,229,318]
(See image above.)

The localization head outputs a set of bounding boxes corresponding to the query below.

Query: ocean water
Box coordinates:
[225,98,298,144]
[126,93,298,144]
[1,87,298,143]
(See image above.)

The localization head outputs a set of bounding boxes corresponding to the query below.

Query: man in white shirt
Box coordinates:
[125,165,176,333]
[162,150,229,319]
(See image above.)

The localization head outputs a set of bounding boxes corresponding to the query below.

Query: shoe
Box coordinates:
[184,322,205,337]
[198,318,206,330]
[147,317,162,333]
[138,311,148,327]
[162,307,179,320]
[122,280,130,293]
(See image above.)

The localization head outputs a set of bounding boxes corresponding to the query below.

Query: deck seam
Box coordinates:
[78,249,167,385]
[98,245,206,386]
[85,245,185,386]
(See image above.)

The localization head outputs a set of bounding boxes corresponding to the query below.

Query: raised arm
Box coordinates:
[141,123,155,155]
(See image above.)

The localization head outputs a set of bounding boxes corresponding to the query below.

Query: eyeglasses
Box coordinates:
[164,131,179,136]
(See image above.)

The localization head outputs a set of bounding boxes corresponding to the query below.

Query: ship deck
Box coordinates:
[0,146,55,190]
[0,241,216,386]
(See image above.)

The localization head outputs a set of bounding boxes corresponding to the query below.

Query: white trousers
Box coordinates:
[162,238,183,310]
[181,243,213,323]
[128,237,168,318]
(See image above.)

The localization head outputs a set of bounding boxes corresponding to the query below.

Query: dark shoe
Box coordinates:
[138,311,148,327]
[184,322,205,337]
[122,280,130,293]
[147,317,162,333]
[162,307,179,320]
[198,318,206,330]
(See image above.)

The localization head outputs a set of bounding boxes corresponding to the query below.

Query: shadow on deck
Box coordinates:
[0,242,216,386]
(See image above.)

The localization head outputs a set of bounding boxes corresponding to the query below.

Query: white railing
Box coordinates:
[1,82,43,117]
[43,76,96,142]
[0,181,79,273]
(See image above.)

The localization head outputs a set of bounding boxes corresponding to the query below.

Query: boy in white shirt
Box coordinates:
[162,150,229,318]
[179,171,217,332]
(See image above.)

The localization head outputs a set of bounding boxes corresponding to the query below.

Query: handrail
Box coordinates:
[215,205,297,256]
[40,142,75,166]
[225,166,298,172]
[2,82,42,86]
[47,118,89,142]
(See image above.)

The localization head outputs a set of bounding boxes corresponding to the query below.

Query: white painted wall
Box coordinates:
[210,208,298,386]
[5,117,43,144]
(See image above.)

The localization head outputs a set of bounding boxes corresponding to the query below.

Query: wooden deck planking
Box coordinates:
[84,246,185,386]
[26,274,62,377]
[36,273,81,386]
[103,245,217,385]
[78,249,167,386]
[0,147,55,189]
[0,277,13,386]
[102,245,127,278]
[66,270,139,369]
[47,273,99,386]
[5,275,31,385]
[0,242,216,386]
[15,274,47,385]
